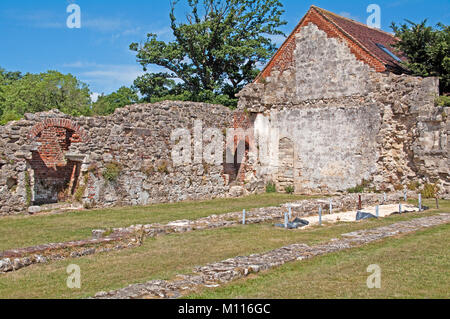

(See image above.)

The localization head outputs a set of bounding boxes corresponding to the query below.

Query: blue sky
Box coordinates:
[0,0,448,99]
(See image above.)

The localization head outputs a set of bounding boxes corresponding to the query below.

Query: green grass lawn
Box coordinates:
[0,199,447,299]
[189,223,449,299]
[0,193,313,251]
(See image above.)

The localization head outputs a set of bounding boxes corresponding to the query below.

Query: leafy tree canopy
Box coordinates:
[0,68,22,86]
[391,20,449,94]
[92,86,140,116]
[130,0,286,104]
[133,72,183,101]
[0,70,92,125]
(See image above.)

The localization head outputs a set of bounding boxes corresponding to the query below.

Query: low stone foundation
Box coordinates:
[0,192,419,274]
[93,213,450,299]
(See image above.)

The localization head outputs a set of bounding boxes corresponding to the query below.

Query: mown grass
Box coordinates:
[0,193,312,251]
[189,223,449,299]
[0,199,447,299]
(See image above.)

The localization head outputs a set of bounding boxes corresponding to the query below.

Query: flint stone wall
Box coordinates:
[238,23,449,196]
[0,101,238,215]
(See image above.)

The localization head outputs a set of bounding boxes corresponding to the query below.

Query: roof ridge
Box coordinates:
[310,5,399,40]
[254,5,403,83]
[310,6,386,66]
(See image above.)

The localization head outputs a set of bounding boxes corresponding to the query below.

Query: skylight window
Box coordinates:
[376,43,402,62]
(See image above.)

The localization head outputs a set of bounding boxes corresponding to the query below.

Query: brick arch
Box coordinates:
[29,118,88,142]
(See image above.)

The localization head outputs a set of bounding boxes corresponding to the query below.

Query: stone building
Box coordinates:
[237,6,448,195]
[0,6,448,215]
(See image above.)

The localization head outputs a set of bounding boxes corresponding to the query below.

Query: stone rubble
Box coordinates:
[0,236,136,273]
[93,213,450,299]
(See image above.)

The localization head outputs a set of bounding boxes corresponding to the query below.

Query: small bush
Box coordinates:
[103,162,122,182]
[74,186,85,203]
[367,187,382,194]
[394,184,404,191]
[157,160,170,174]
[141,164,155,176]
[87,163,99,176]
[58,188,71,202]
[266,181,276,193]
[285,185,295,194]
[347,179,371,193]
[407,181,421,191]
[435,95,450,107]
[421,183,439,198]
[6,177,17,190]
[103,228,114,237]
[74,175,88,203]
[25,171,32,207]
[347,186,363,193]
[84,201,95,210]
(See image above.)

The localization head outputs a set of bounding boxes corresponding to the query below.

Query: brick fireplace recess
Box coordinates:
[28,119,87,205]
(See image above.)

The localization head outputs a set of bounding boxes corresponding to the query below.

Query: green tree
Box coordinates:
[391,20,450,94]
[0,68,22,85]
[133,73,182,102]
[92,86,140,116]
[130,0,286,102]
[133,72,238,107]
[0,70,92,124]
[0,68,22,120]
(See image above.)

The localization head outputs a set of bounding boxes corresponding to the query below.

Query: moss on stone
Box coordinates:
[102,162,122,182]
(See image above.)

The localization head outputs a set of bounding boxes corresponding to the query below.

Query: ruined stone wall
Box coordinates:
[252,105,381,193]
[238,23,449,196]
[0,101,238,215]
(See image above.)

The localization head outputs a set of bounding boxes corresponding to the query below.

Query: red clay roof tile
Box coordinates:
[313,6,405,71]
[256,6,406,81]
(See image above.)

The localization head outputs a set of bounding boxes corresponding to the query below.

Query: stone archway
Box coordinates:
[28,119,87,205]
[277,137,295,192]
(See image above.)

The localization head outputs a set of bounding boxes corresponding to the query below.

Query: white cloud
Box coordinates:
[83,17,131,32]
[269,34,287,47]
[152,26,173,40]
[4,8,134,32]
[110,27,143,42]
[82,66,143,84]
[3,9,65,28]
[81,64,145,94]
[62,61,95,68]
[62,61,167,94]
